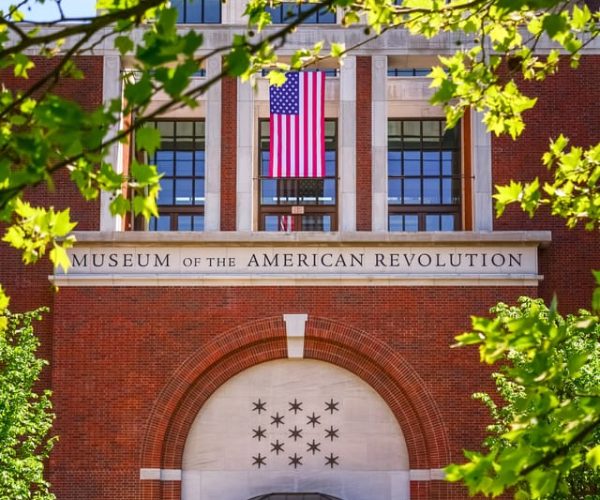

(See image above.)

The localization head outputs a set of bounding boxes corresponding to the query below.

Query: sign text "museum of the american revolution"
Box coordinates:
[60,245,538,278]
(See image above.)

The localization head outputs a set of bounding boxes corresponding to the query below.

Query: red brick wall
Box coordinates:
[0,56,103,376]
[492,55,600,312]
[220,76,237,230]
[50,284,534,499]
[356,57,372,231]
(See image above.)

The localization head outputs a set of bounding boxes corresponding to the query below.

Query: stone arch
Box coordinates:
[139,316,450,499]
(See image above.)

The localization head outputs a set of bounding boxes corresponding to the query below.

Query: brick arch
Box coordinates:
[139,315,450,499]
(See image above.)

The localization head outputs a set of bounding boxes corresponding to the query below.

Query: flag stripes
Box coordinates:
[269,72,325,178]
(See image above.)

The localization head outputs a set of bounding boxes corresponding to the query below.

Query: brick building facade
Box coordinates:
[1,6,599,499]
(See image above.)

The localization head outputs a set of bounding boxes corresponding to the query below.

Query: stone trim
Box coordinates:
[139,469,182,481]
[283,313,308,358]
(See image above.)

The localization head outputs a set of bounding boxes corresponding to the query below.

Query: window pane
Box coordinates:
[389,215,404,231]
[403,151,420,176]
[178,215,193,231]
[156,121,174,136]
[177,121,194,137]
[203,0,221,23]
[302,215,329,231]
[261,179,278,205]
[423,178,440,204]
[175,179,193,205]
[176,151,193,176]
[194,179,205,205]
[322,179,336,205]
[298,179,322,204]
[441,214,455,231]
[388,179,402,204]
[193,216,205,231]
[426,214,441,231]
[403,178,421,204]
[404,215,418,232]
[442,178,453,204]
[158,179,173,205]
[388,151,402,176]
[185,0,201,23]
[442,151,453,175]
[423,151,440,176]
[156,151,174,176]
[325,150,336,176]
[195,152,205,176]
[264,215,280,231]
[261,152,270,177]
[318,8,336,23]
[149,215,171,231]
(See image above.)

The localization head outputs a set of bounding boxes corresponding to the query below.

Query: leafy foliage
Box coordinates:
[0,300,56,499]
[446,298,600,498]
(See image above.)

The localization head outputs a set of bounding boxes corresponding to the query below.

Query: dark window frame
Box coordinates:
[258,118,338,232]
[147,119,206,232]
[387,118,462,232]
[174,0,221,24]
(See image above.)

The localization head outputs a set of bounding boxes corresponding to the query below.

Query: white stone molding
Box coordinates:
[340,56,357,232]
[472,110,493,231]
[237,80,254,231]
[372,55,388,232]
[204,57,222,231]
[100,55,123,232]
[139,468,182,481]
[283,314,308,358]
[410,468,446,481]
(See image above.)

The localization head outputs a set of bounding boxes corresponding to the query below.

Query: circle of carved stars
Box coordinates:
[250,397,341,470]
[252,453,266,469]
[325,452,339,469]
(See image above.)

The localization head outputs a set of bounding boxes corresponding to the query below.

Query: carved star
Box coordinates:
[289,398,303,414]
[324,426,339,441]
[252,426,267,441]
[271,412,285,427]
[288,426,303,441]
[306,439,321,455]
[252,399,267,414]
[252,453,266,469]
[324,452,339,469]
[307,412,321,427]
[270,439,284,455]
[325,398,340,414]
[288,453,303,469]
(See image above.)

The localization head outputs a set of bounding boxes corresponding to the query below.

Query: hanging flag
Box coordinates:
[269,71,325,178]
[279,215,294,232]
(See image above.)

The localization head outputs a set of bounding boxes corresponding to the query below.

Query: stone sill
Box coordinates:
[71,230,552,248]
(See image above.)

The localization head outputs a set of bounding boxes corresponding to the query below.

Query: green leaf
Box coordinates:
[136,127,161,157]
[114,35,134,55]
[586,445,600,468]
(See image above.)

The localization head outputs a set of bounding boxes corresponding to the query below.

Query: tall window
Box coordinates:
[148,121,205,231]
[173,0,220,23]
[267,3,336,23]
[259,119,337,231]
[388,119,461,231]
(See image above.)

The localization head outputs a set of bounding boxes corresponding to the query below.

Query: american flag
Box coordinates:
[269,72,325,178]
